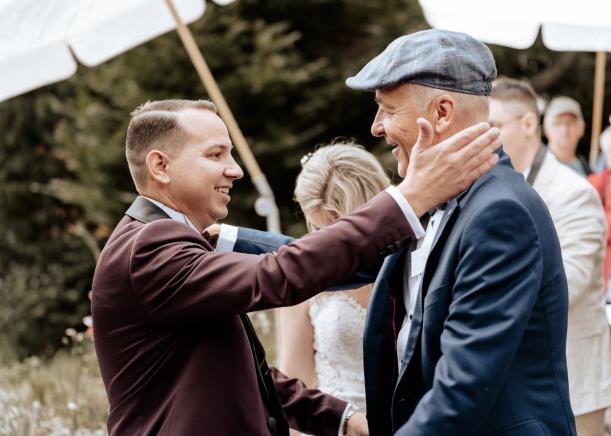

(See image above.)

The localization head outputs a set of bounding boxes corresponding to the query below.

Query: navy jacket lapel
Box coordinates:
[396,148,510,378]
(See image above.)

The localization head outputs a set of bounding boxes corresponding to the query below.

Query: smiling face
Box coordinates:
[370,84,430,178]
[164,109,244,230]
[544,113,585,156]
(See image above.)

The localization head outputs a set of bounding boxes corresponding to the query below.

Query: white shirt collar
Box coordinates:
[522,167,531,180]
[142,196,199,232]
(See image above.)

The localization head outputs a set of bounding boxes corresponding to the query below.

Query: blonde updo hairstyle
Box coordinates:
[295,141,390,231]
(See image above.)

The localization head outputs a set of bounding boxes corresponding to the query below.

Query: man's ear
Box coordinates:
[432,94,455,135]
[145,150,171,185]
[522,112,539,139]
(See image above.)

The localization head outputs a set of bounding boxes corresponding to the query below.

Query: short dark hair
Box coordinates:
[490,77,539,116]
[125,99,217,191]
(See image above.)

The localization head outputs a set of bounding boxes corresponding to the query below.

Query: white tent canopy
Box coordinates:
[420,0,611,51]
[0,0,205,102]
[419,0,611,164]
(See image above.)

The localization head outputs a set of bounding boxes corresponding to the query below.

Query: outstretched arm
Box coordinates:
[130,122,500,321]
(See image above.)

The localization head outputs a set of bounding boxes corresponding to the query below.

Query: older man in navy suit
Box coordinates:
[344,29,576,435]
[230,29,576,436]
[222,30,576,436]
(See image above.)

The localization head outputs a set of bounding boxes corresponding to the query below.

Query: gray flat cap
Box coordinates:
[346,29,497,96]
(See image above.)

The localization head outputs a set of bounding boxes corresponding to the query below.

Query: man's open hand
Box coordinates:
[397,119,500,217]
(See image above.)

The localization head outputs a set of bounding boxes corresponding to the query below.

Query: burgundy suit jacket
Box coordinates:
[92,192,414,435]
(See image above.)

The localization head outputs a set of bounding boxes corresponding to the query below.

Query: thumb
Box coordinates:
[413,118,434,150]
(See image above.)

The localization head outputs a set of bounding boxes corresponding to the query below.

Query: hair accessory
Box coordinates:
[300,152,314,167]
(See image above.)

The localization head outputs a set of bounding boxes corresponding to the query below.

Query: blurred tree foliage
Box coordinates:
[0,0,610,358]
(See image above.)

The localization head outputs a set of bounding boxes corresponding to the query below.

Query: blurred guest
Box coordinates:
[490,78,611,436]
[279,142,390,414]
[588,123,611,299]
[544,96,591,176]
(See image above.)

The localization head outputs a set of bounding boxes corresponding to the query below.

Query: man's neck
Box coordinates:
[511,140,541,172]
[139,192,204,232]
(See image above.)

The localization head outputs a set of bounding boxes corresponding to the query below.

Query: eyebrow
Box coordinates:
[207,143,233,150]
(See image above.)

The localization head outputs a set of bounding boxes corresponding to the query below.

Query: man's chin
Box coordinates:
[215,208,229,221]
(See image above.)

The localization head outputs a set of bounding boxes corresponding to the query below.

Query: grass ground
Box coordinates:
[0,310,608,435]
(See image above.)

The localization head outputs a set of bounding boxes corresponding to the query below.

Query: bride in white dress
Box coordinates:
[278,142,390,427]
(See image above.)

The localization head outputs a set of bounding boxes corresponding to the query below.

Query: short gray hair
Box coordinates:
[405,83,489,123]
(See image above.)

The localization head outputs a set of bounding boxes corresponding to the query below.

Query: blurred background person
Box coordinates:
[544,96,591,177]
[490,77,611,436]
[588,123,611,301]
[278,142,390,421]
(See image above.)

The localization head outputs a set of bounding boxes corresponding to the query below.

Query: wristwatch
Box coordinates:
[342,403,359,435]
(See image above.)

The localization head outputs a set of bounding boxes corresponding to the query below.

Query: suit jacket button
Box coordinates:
[267,417,276,432]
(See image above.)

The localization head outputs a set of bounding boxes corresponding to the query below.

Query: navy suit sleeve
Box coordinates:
[234,227,379,289]
[397,199,543,436]
[234,227,295,255]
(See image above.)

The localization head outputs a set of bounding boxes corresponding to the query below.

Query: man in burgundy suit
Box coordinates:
[92,99,499,435]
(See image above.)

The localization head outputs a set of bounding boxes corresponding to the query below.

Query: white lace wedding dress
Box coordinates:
[308,292,367,411]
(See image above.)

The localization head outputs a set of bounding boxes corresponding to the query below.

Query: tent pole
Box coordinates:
[164,0,281,233]
[590,51,606,169]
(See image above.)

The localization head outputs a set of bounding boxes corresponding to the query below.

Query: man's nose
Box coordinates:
[225,158,244,180]
[371,111,384,137]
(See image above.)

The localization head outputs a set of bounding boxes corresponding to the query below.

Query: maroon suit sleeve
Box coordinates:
[271,367,347,436]
[129,191,414,322]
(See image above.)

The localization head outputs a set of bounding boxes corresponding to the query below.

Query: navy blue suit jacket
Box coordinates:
[233,150,576,436]
[364,151,575,435]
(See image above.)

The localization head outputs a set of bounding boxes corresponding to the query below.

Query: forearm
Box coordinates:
[132,192,414,320]
[272,367,347,436]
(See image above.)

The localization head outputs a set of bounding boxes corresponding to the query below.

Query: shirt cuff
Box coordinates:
[385,186,425,239]
[216,224,238,252]
[338,403,351,436]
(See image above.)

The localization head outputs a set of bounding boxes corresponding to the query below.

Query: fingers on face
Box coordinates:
[460,127,500,165]
[445,122,491,153]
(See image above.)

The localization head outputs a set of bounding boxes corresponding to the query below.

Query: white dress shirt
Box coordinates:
[396,208,445,368]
